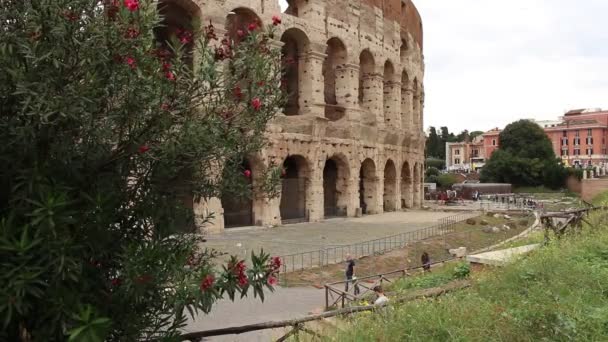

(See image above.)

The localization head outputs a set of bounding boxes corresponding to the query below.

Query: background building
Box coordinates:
[165,0,427,233]
[476,108,608,169]
[445,136,485,172]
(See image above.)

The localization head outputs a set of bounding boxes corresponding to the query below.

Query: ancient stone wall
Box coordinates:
[161,0,426,233]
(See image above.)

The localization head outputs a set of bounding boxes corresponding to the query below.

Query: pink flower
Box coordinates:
[270,256,282,271]
[238,274,248,287]
[110,278,122,287]
[243,169,252,178]
[235,261,247,273]
[251,98,262,111]
[165,71,176,81]
[267,275,278,286]
[138,145,150,153]
[237,29,245,38]
[124,0,139,12]
[179,30,193,44]
[248,22,257,31]
[161,102,170,111]
[233,86,243,100]
[125,56,136,69]
[200,274,215,291]
[162,61,171,72]
[272,15,282,26]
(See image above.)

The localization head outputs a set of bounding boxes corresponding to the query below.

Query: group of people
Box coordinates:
[344,251,433,306]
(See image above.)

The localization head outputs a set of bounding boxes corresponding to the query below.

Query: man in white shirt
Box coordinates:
[373,285,389,305]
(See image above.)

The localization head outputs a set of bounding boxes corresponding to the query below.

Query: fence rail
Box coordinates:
[279,213,476,274]
[478,193,538,211]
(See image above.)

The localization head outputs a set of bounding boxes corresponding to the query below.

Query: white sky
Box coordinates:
[279,0,608,133]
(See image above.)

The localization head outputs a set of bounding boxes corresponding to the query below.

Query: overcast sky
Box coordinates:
[279,0,608,133]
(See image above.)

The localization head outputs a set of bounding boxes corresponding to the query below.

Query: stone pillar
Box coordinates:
[583,169,588,179]
[384,81,401,129]
[194,197,224,234]
[401,86,413,133]
[369,74,385,126]
[338,63,361,122]
[346,175,360,217]
[303,50,328,117]
[307,170,324,222]
[372,175,384,214]
[254,195,281,227]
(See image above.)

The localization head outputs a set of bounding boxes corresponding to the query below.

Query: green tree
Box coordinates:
[481,120,565,188]
[456,129,470,142]
[425,126,442,158]
[426,157,445,170]
[0,1,285,340]
[437,173,458,189]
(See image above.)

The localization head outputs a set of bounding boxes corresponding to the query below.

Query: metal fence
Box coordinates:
[279,213,477,274]
[478,194,538,211]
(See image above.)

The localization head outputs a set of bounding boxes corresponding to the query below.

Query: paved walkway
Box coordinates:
[467,244,541,266]
[203,210,466,263]
[185,286,323,342]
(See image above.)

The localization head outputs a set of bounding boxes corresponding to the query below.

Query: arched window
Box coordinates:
[280,28,310,116]
[358,49,375,107]
[323,38,347,120]
[383,60,396,124]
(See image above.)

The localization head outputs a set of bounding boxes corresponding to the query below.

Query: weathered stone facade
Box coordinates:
[163,0,426,233]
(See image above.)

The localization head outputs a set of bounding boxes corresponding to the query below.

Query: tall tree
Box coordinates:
[481,120,565,188]
[0,1,285,340]
[425,126,442,158]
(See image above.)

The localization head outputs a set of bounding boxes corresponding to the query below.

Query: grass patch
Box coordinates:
[513,186,564,194]
[388,262,470,293]
[327,211,608,341]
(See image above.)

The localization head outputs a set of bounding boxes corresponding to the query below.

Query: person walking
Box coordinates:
[421,251,431,272]
[344,255,359,295]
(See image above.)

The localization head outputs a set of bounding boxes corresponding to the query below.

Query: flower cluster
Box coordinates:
[231,261,248,287]
[200,274,215,292]
[251,98,262,111]
[176,28,193,44]
[124,0,139,12]
[270,256,282,272]
[215,37,233,61]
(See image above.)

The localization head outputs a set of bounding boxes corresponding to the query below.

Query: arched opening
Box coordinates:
[280,28,310,116]
[284,0,299,16]
[383,160,397,211]
[400,38,408,65]
[358,49,375,108]
[401,70,411,130]
[155,0,199,67]
[225,7,261,43]
[383,60,396,124]
[401,162,412,208]
[221,160,254,228]
[359,158,378,215]
[323,37,347,120]
[280,155,309,222]
[323,156,350,218]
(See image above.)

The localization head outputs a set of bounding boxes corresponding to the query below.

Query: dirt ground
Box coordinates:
[280,213,534,286]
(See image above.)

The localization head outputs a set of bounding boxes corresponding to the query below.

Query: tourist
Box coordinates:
[344,255,359,295]
[421,251,431,272]
[373,285,389,305]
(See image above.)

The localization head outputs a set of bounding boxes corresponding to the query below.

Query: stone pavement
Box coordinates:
[466,244,541,266]
[184,286,323,342]
[202,210,466,264]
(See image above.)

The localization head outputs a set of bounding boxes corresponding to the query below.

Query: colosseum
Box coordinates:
[161,0,426,233]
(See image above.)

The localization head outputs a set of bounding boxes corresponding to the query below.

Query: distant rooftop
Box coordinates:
[564,108,605,116]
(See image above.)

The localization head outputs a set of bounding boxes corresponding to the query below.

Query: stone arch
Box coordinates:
[323,154,350,217]
[323,37,347,120]
[358,49,375,107]
[225,7,261,43]
[359,158,379,214]
[281,28,311,116]
[221,159,255,228]
[383,60,397,125]
[383,159,398,211]
[280,155,310,222]
[401,161,413,208]
[155,0,200,66]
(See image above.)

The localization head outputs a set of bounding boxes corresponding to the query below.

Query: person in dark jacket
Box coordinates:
[344,255,359,295]
[421,251,431,272]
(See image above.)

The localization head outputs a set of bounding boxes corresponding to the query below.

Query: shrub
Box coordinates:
[0,1,285,340]
[452,262,471,279]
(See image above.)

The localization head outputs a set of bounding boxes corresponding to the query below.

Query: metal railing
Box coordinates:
[478,194,538,211]
[279,213,477,274]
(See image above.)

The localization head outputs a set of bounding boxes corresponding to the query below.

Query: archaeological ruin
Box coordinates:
[160,0,426,233]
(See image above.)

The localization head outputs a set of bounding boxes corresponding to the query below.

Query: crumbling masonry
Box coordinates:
[162,0,426,233]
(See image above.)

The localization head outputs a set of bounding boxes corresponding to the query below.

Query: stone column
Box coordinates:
[346,175,360,217]
[338,63,361,122]
[372,175,384,214]
[401,85,413,133]
[302,49,328,117]
[194,198,224,234]
[307,169,324,222]
[369,74,385,126]
[384,81,401,129]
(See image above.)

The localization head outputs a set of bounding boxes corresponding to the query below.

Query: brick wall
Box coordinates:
[581,178,608,202]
